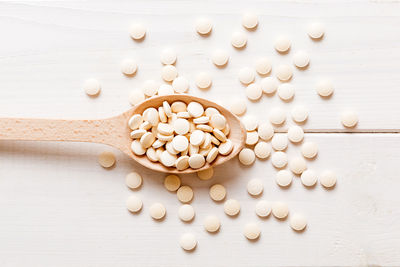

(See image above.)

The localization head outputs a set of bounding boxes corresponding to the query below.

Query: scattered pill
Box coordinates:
[320,170,337,188]
[180,233,197,251]
[160,48,177,65]
[269,107,286,125]
[98,151,116,168]
[164,174,181,192]
[276,64,293,81]
[301,170,318,187]
[272,202,289,219]
[244,223,261,240]
[204,215,220,232]
[129,23,146,40]
[161,65,178,82]
[238,67,256,85]
[271,151,288,168]
[246,83,263,101]
[301,142,318,159]
[247,179,263,196]
[255,200,271,218]
[255,57,272,75]
[231,31,247,48]
[121,59,138,75]
[196,18,212,35]
[239,148,256,165]
[276,170,293,187]
[126,172,142,189]
[178,204,195,222]
[212,50,229,66]
[172,77,189,93]
[197,167,214,180]
[158,84,175,96]
[341,110,358,128]
[224,199,241,216]
[293,51,310,68]
[291,105,309,123]
[209,184,226,201]
[84,78,101,96]
[274,36,291,53]
[195,72,212,89]
[316,79,334,97]
[271,134,288,151]
[246,131,259,145]
[277,83,295,101]
[177,185,194,203]
[254,142,271,159]
[149,202,166,220]
[307,22,325,39]
[129,90,145,105]
[290,213,307,231]
[242,12,258,29]
[141,80,159,97]
[257,122,274,141]
[242,116,258,131]
[289,157,307,175]
[287,126,304,143]
[260,77,278,94]
[126,195,143,213]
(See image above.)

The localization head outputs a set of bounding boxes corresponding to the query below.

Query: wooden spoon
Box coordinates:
[0,95,246,174]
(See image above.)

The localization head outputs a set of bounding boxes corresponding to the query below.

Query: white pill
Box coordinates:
[224,199,240,216]
[290,213,307,231]
[161,65,178,82]
[141,80,158,97]
[271,151,288,168]
[277,83,295,101]
[301,170,318,187]
[139,121,152,130]
[196,18,212,35]
[190,130,205,146]
[164,174,181,192]
[320,170,337,188]
[130,129,146,139]
[83,78,101,96]
[218,139,233,155]
[173,118,190,135]
[254,142,271,159]
[160,151,177,167]
[176,156,190,171]
[206,147,219,163]
[204,215,220,232]
[289,157,307,174]
[158,84,174,96]
[160,48,177,65]
[188,154,205,169]
[157,123,173,136]
[274,36,291,53]
[341,110,358,128]
[247,179,263,196]
[255,200,271,218]
[209,184,226,201]
[172,135,189,152]
[172,77,189,93]
[301,142,318,159]
[126,195,142,213]
[213,128,227,142]
[129,23,146,40]
[180,233,197,251]
[260,77,278,94]
[128,114,143,130]
[269,107,286,125]
[205,107,220,117]
[121,59,137,75]
[143,108,159,126]
[177,185,194,203]
[98,151,115,168]
[201,133,212,149]
[287,126,304,143]
[239,148,256,165]
[197,167,214,180]
[242,12,258,29]
[272,202,289,219]
[131,140,146,155]
[244,223,260,240]
[257,123,273,142]
[276,170,293,187]
[166,141,179,155]
[212,50,229,66]
[255,57,272,75]
[187,102,204,118]
[238,67,256,85]
[276,64,293,81]
[129,90,145,105]
[291,105,309,123]
[126,172,142,189]
[193,116,209,124]
[230,99,247,116]
[245,131,259,146]
[149,202,166,220]
[316,79,334,97]
[271,134,288,151]
[210,114,226,130]
[242,115,258,131]
[178,204,195,222]
[293,51,310,68]
[307,22,325,39]
[171,101,187,113]
[195,72,212,89]
[140,132,155,148]
[157,133,174,142]
[231,31,247,48]
[246,83,263,101]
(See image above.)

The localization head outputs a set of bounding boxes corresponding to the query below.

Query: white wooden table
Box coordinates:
[0,1,399,266]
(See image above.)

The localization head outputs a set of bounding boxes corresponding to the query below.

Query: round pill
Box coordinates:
[291,105,309,123]
[204,215,220,232]
[239,148,256,165]
[126,195,142,213]
[209,184,226,201]
[160,48,177,65]
[147,147,158,162]
[158,84,174,96]
[231,31,247,48]
[272,202,289,219]
[176,156,190,171]
[161,65,178,82]
[224,199,240,216]
[242,116,258,131]
[290,213,307,231]
[289,157,307,174]
[210,114,226,130]
[164,174,181,192]
[320,170,337,188]
[301,142,318,159]
[287,126,304,143]
[84,78,101,96]
[341,110,358,128]
[257,122,274,141]
[246,131,259,146]
[271,151,288,168]
[277,83,295,101]
[242,12,258,29]
[196,18,212,35]
[141,80,159,97]
[260,77,278,94]
[129,23,146,40]
[172,135,189,152]
[189,154,205,169]
[205,107,220,117]
[131,140,146,155]
[172,77,189,93]
[307,22,325,39]
[140,132,155,148]
[276,64,293,81]
[206,147,219,163]
[129,90,145,105]
[247,179,263,196]
[316,79,334,97]
[293,51,310,68]
[269,107,286,125]
[180,233,197,251]
[301,169,318,187]
[190,130,205,146]
[238,67,255,85]
[98,151,115,168]
[255,57,271,75]
[195,72,212,89]
[126,172,142,189]
[121,59,137,75]
[160,151,177,167]
[244,223,260,240]
[171,101,187,113]
[212,50,229,66]
[188,102,205,118]
[255,200,271,218]
[271,134,288,151]
[173,118,190,135]
[177,185,194,203]
[178,204,195,222]
[276,170,293,187]
[254,142,271,159]
[218,140,233,155]
[197,167,214,180]
[128,114,143,130]
[274,36,291,53]
[246,83,263,101]
[149,202,166,220]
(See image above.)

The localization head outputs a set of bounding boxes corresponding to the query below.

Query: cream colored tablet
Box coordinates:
[238,67,255,84]
[212,50,229,66]
[161,65,178,82]
[139,121,152,130]
[195,72,212,89]
[301,142,318,159]
[254,142,271,159]
[272,202,289,219]
[98,151,115,168]
[143,107,159,126]
[157,133,174,142]
[271,151,288,168]
[212,129,227,142]
[190,130,205,146]
[176,156,190,171]
[140,132,155,148]
[290,213,307,231]
[157,84,174,96]
[178,204,195,222]
[164,174,181,192]
[243,115,258,131]
[255,57,271,75]
[271,134,288,151]
[276,170,293,187]
[206,147,219,163]
[307,22,325,39]
[204,215,220,232]
[255,200,271,218]
[177,185,194,203]
[149,202,166,220]
[171,101,187,113]
[291,105,309,123]
[129,23,146,40]
[84,79,101,96]
[274,36,291,53]
[131,140,146,155]
[341,110,358,128]
[205,107,220,117]
[188,154,205,169]
[180,233,197,251]
[289,157,307,174]
[121,59,137,75]
[187,102,204,118]
[276,64,293,81]
[157,123,173,136]
[239,148,256,165]
[224,199,241,216]
[172,77,189,93]
[126,172,142,189]
[166,141,178,155]
[197,167,214,180]
[173,118,190,135]
[293,51,310,68]
[160,150,177,167]
[269,107,286,125]
[242,12,258,29]
[246,131,259,146]
[141,80,158,97]
[129,90,145,105]
[131,129,146,139]
[231,31,247,48]
[172,135,189,152]
[244,223,260,240]
[126,195,142,213]
[196,18,212,35]
[257,122,274,141]
[210,114,226,130]
[160,48,177,65]
[301,170,317,187]
[209,184,226,201]
[193,116,209,124]
[128,114,143,130]
[277,83,295,101]
[247,179,263,196]
[320,170,337,188]
[287,126,304,143]
[260,77,278,94]
[218,140,233,155]
[246,83,263,101]
[316,79,334,97]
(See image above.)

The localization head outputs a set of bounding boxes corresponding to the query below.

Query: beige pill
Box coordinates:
[158,84,174,96]
[271,151,288,168]
[196,18,212,35]
[213,129,227,142]
[287,126,304,143]
[293,51,310,68]
[160,48,177,65]
[276,170,293,187]
[218,139,233,155]
[172,135,189,152]
[301,142,318,159]
[149,202,166,220]
[231,31,247,48]
[131,140,146,155]
[178,204,195,222]
[83,78,101,96]
[128,114,143,130]
[238,67,255,84]
[320,170,337,188]
[274,36,291,53]
[257,122,274,141]
[307,22,325,39]
[247,179,263,196]
[206,147,219,163]
[126,172,142,189]
[210,114,226,130]
[126,195,142,213]
[189,154,206,169]
[205,107,220,117]
[269,107,286,125]
[129,23,146,40]
[239,148,255,165]
[291,105,309,123]
[316,79,334,97]
[177,185,194,203]
[212,49,229,66]
[255,57,272,75]
[159,150,177,167]
[187,102,205,118]
[129,90,145,106]
[204,215,220,233]
[290,213,307,231]
[147,147,158,161]
[173,118,190,135]
[98,151,115,168]
[260,77,278,94]
[242,115,258,131]
[140,132,155,148]
[243,223,260,240]
[176,156,190,171]
[141,80,159,97]
[164,174,181,192]
[230,99,247,116]
[271,134,288,151]
[209,184,226,201]
[254,142,271,159]
[121,59,137,75]
[179,233,197,251]
[172,77,189,93]
[171,101,187,113]
[195,72,212,89]
[341,110,358,128]
[161,65,178,82]
[242,12,258,29]
[272,202,289,219]
[224,199,240,216]
[289,157,307,174]
[246,83,263,101]
[246,131,259,145]
[197,167,214,180]
[301,169,318,187]
[277,83,295,101]
[255,200,271,218]
[190,130,205,146]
